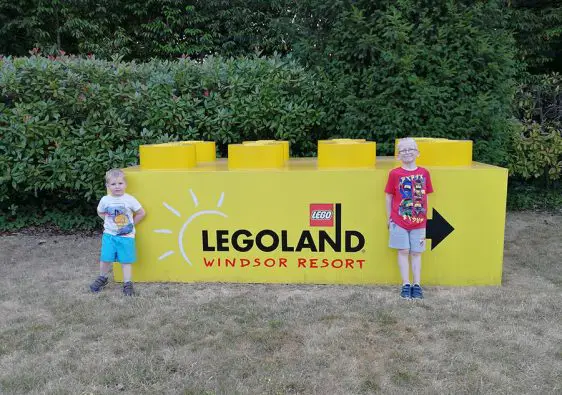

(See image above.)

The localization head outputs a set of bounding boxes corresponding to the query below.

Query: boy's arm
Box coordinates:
[97,198,106,220]
[425,170,434,194]
[385,193,393,227]
[383,170,395,228]
[133,208,146,225]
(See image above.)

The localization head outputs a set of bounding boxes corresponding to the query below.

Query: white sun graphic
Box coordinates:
[153,189,227,265]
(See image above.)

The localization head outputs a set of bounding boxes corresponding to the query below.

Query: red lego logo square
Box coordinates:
[310,204,334,227]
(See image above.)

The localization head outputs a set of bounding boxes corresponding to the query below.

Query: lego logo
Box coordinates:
[311,210,333,220]
[310,203,335,227]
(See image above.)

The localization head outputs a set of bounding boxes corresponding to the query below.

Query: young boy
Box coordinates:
[385,138,433,299]
[89,168,146,296]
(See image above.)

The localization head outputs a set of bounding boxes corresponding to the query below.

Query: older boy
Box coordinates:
[385,138,433,299]
[89,168,146,296]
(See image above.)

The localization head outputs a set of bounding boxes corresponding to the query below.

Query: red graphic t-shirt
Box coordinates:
[384,167,434,230]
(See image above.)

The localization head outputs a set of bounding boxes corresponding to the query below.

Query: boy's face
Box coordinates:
[397,143,419,165]
[107,176,127,197]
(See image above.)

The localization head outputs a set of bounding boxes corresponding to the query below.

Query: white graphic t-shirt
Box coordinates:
[97,194,142,237]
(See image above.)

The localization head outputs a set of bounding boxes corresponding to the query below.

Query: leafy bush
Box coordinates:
[3,0,553,230]
[507,180,562,211]
[507,72,562,210]
[508,0,562,74]
[280,0,517,161]
[510,72,562,183]
[0,203,98,231]
[509,120,562,182]
[0,54,326,228]
[515,72,562,123]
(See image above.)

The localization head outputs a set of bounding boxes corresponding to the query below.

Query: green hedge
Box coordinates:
[0,55,329,228]
[1,54,559,231]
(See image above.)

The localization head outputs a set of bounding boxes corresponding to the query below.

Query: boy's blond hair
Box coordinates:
[105,168,125,184]
[396,137,418,152]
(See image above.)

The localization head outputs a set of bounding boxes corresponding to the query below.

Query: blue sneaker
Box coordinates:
[123,281,135,296]
[411,284,424,299]
[89,275,108,293]
[400,283,412,299]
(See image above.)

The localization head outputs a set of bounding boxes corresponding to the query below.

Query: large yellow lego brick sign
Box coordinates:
[116,148,507,285]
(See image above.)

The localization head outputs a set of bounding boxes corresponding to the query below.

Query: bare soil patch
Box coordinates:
[0,212,560,394]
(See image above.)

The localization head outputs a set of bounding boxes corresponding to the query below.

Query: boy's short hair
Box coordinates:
[105,168,125,184]
[397,137,418,152]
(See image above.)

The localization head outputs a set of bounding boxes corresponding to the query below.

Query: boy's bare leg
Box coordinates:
[100,261,112,277]
[121,264,132,283]
[410,252,422,284]
[398,250,410,284]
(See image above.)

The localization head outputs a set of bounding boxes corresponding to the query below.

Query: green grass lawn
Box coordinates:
[0,211,560,394]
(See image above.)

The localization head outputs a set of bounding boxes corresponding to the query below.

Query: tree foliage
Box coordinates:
[0,0,288,59]
[507,0,562,74]
[277,0,517,160]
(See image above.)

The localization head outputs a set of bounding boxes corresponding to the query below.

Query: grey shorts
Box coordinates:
[388,221,426,253]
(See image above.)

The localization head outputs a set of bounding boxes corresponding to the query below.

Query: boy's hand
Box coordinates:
[134,208,146,224]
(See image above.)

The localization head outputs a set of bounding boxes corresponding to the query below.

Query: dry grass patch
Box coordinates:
[0,212,561,394]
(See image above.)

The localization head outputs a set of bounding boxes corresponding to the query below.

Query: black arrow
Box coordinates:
[426,209,454,250]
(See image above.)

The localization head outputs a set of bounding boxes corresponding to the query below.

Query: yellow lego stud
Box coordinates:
[319,138,366,144]
[139,142,197,169]
[318,139,376,168]
[188,141,216,162]
[139,141,216,169]
[228,142,285,169]
[394,138,472,166]
[244,140,290,162]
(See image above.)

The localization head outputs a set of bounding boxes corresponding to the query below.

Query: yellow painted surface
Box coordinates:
[190,141,216,162]
[228,143,285,169]
[116,152,507,285]
[319,138,366,143]
[139,143,196,169]
[139,140,217,169]
[394,138,473,166]
[318,140,376,168]
[244,140,290,161]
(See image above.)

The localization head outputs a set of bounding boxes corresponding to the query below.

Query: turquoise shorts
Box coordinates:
[100,233,136,263]
[388,221,426,253]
